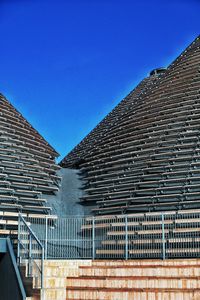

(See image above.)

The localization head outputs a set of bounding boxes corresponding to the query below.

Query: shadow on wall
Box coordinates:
[46,168,92,217]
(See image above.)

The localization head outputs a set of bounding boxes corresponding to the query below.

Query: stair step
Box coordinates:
[67,286,200,292]
[67,276,200,289]
[92,258,200,266]
[80,264,200,268]
[66,287,200,300]
[79,264,200,277]
[68,275,200,279]
[42,288,66,300]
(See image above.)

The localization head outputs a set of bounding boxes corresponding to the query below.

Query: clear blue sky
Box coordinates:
[0,0,199,160]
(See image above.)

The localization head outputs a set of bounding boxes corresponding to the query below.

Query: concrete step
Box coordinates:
[42,260,91,277]
[25,260,93,300]
[44,260,91,267]
[42,288,66,300]
[66,259,200,299]
[43,266,69,277]
[92,258,200,266]
[66,287,200,300]
[67,276,200,289]
[79,264,200,277]
[44,277,66,288]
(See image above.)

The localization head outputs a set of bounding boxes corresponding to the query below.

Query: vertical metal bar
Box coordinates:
[92,216,95,260]
[17,214,21,265]
[28,234,32,276]
[40,246,44,300]
[45,216,48,259]
[125,215,128,260]
[162,213,165,260]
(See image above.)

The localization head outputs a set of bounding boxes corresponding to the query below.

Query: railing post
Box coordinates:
[45,216,48,259]
[92,217,95,260]
[40,247,44,300]
[28,234,32,276]
[161,213,165,260]
[125,215,128,260]
[17,214,21,265]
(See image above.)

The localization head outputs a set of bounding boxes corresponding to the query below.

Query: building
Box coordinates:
[61,36,200,216]
[1,36,200,300]
[0,93,60,235]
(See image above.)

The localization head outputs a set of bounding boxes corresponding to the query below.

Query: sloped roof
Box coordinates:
[0,94,60,217]
[61,36,200,215]
[60,70,162,168]
[0,94,59,157]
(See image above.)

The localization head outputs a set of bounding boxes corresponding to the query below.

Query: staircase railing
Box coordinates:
[17,214,44,298]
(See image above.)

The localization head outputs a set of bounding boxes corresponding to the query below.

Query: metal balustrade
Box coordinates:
[17,214,44,299]
[18,210,200,260]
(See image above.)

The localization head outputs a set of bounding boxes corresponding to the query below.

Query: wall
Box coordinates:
[47,168,93,217]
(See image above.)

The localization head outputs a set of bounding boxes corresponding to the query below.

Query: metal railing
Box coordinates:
[24,211,200,260]
[17,214,44,298]
[28,216,94,259]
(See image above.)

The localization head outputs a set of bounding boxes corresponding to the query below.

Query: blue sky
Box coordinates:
[0,0,199,160]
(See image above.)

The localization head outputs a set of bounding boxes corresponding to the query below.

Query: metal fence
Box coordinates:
[28,216,93,259]
[18,214,44,299]
[25,211,200,260]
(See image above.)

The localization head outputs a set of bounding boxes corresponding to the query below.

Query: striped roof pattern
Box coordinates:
[0,94,60,216]
[61,36,200,215]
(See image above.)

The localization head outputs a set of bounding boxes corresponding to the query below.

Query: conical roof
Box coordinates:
[61,70,163,168]
[61,36,200,215]
[0,94,60,218]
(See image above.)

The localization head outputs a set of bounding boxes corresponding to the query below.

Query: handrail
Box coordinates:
[19,215,43,247]
[17,214,44,299]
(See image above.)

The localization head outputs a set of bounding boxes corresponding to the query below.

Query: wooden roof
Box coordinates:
[61,36,200,215]
[0,94,60,217]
